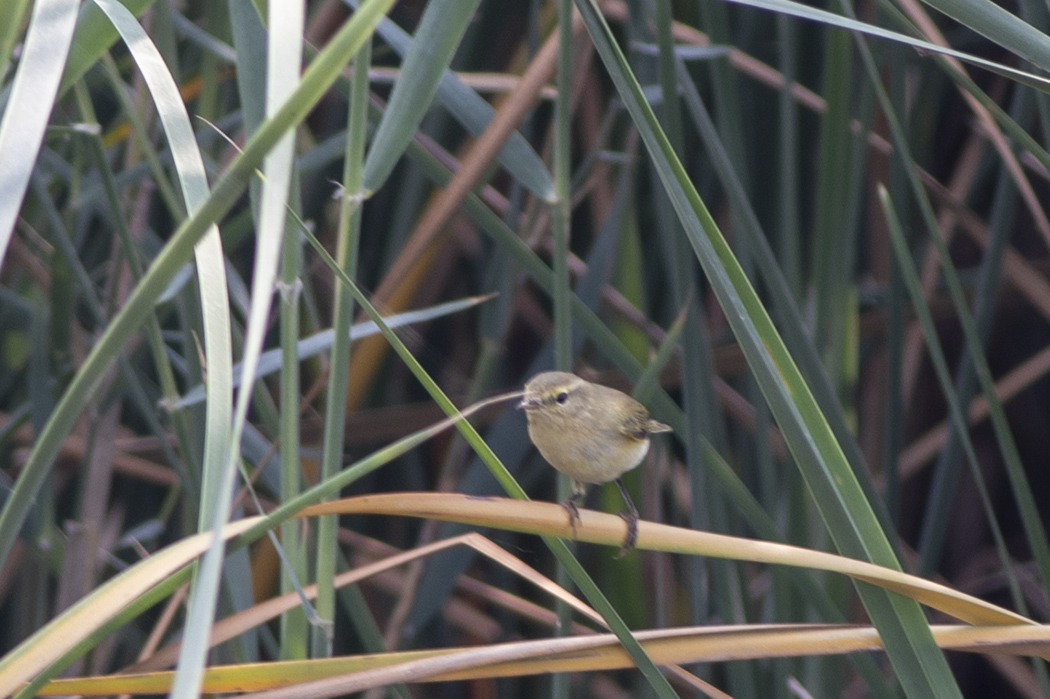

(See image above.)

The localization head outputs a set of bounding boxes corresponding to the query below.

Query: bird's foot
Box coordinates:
[613,478,639,558]
[614,510,638,558]
[562,498,581,538]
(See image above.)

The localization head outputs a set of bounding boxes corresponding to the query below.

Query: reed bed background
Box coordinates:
[1,0,1049,696]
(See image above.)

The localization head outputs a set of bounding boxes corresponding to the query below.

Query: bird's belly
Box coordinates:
[545,435,651,485]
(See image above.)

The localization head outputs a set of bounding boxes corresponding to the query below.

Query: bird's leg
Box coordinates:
[614,479,638,558]
[562,481,587,538]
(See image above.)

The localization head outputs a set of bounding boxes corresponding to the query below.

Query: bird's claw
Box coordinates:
[614,510,638,558]
[562,498,581,538]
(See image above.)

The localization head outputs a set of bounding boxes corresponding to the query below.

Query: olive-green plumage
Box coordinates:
[519,371,671,554]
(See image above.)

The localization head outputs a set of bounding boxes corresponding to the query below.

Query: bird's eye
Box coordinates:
[556,391,569,404]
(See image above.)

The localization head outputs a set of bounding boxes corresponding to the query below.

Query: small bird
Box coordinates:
[519,371,672,555]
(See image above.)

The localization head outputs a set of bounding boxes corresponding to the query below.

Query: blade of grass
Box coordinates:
[879,186,1029,609]
[344,0,554,201]
[361,0,484,192]
[82,2,235,696]
[57,0,154,94]
[173,0,305,689]
[551,3,574,695]
[34,622,1050,696]
[920,0,1050,71]
[303,493,1035,627]
[717,0,1050,93]
[171,296,494,409]
[672,53,899,549]
[0,0,31,81]
[313,31,372,659]
[575,0,962,694]
[0,0,79,261]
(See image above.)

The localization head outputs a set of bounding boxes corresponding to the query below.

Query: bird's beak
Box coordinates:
[518,396,536,410]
